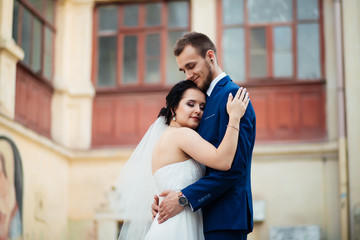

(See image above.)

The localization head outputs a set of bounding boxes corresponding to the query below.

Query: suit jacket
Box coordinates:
[182,76,256,233]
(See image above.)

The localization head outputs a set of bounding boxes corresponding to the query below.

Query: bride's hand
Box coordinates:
[226,87,250,121]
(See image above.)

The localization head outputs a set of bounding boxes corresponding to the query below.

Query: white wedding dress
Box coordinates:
[145,159,205,240]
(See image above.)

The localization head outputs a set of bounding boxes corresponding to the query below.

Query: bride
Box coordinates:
[114,80,249,240]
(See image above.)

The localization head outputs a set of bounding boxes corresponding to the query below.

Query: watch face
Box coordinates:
[179,196,188,206]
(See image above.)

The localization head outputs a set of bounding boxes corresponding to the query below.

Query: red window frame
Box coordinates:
[12,0,56,83]
[216,0,325,85]
[92,1,191,92]
[216,0,327,142]
[12,0,56,138]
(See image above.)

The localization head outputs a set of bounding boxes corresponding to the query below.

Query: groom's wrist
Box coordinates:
[177,191,189,207]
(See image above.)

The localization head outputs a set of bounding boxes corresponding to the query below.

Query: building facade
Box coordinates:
[0,0,359,239]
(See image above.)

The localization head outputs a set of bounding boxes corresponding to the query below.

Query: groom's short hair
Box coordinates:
[173,31,217,59]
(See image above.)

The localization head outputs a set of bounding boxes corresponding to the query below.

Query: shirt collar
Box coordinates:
[206,72,226,97]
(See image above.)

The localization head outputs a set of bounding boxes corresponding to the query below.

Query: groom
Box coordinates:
[153,32,256,240]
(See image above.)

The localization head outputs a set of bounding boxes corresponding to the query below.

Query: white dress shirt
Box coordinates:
[206,72,226,97]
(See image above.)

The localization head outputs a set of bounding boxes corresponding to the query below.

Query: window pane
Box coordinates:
[44,27,53,79]
[168,1,188,28]
[145,34,161,83]
[28,0,42,12]
[99,6,118,31]
[297,0,319,20]
[250,28,267,77]
[45,0,55,24]
[12,0,19,41]
[97,36,117,87]
[297,24,321,79]
[248,0,292,23]
[223,0,244,25]
[21,7,32,66]
[167,31,186,84]
[123,36,138,84]
[273,26,292,77]
[223,28,245,81]
[123,5,138,27]
[146,3,161,26]
[32,18,42,73]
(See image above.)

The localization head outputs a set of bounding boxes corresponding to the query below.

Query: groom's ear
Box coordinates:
[206,50,216,62]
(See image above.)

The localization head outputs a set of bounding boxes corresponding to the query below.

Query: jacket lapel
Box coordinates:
[198,76,231,133]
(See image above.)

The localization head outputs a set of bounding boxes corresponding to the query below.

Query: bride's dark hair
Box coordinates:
[158,80,203,125]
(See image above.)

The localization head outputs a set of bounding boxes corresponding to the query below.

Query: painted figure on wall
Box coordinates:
[0,136,23,240]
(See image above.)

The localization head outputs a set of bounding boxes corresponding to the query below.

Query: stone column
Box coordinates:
[51,0,95,149]
[191,0,217,44]
[342,1,360,239]
[0,0,24,119]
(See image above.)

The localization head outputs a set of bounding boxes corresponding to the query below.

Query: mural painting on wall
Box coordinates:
[0,136,23,240]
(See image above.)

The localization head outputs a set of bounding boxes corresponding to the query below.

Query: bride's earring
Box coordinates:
[173,116,176,121]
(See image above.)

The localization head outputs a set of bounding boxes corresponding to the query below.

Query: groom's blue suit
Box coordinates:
[181,76,256,239]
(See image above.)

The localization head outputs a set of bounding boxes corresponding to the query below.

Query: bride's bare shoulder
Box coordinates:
[171,127,199,139]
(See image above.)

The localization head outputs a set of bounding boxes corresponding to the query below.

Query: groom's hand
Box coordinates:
[158,190,183,224]
[151,195,159,220]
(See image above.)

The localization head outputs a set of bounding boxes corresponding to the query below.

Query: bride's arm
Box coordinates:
[177,88,249,171]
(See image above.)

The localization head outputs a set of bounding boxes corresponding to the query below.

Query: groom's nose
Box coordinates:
[186,71,194,81]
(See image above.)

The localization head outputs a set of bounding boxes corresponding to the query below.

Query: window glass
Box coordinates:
[123,5,138,27]
[44,27,53,79]
[297,0,319,20]
[273,26,292,77]
[297,23,320,79]
[223,0,243,25]
[95,1,189,87]
[146,3,162,26]
[167,31,186,84]
[28,0,42,12]
[12,0,19,41]
[97,36,117,87]
[99,6,118,31]
[13,0,55,81]
[168,1,188,28]
[45,0,55,24]
[123,35,138,84]
[145,34,161,83]
[250,27,267,77]
[21,7,32,66]
[223,28,245,81]
[248,0,292,23]
[32,18,42,73]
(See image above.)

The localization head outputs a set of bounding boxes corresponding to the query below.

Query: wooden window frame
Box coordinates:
[92,1,191,93]
[216,0,325,87]
[13,0,56,83]
[13,0,56,138]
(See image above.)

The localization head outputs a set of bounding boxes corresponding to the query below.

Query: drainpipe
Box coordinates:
[333,0,349,239]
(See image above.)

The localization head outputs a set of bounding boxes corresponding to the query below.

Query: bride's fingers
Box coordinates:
[244,92,249,103]
[228,92,233,103]
[239,88,247,101]
[234,87,243,100]
[244,93,250,108]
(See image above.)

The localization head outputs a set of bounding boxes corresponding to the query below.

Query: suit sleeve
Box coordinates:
[181,88,256,211]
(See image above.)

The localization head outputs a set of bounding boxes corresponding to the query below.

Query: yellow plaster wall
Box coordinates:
[250,154,340,240]
[0,118,69,240]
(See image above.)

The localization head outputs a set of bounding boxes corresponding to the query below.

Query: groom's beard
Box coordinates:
[200,61,214,93]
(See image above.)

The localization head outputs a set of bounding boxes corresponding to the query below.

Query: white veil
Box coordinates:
[113,116,167,240]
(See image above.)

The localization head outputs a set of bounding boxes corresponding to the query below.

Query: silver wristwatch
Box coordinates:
[178,191,188,207]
